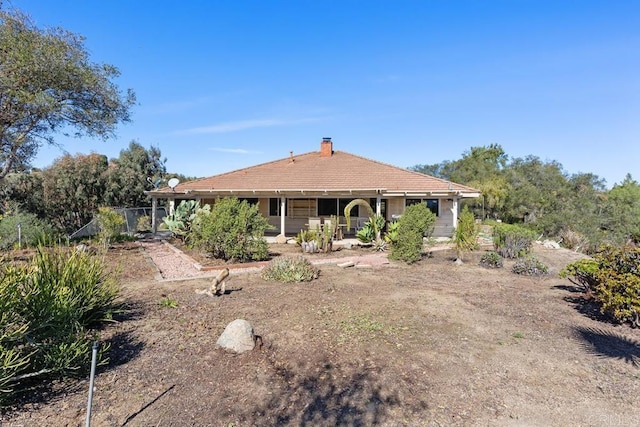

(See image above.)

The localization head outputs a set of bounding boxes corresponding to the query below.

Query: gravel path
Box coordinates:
[138,239,401,281]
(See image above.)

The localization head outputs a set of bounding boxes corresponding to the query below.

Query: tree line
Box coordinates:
[411,144,640,251]
[0,141,182,235]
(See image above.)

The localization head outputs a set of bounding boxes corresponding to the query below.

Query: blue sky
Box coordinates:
[10,0,639,187]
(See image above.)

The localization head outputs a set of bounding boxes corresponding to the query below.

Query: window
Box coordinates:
[339,198,359,218]
[238,197,258,206]
[269,198,287,216]
[289,198,317,218]
[425,199,439,216]
[405,198,439,216]
[318,198,338,216]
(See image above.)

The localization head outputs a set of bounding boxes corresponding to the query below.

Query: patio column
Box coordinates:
[280,196,286,235]
[451,197,459,229]
[169,198,175,215]
[375,195,382,216]
[151,196,158,234]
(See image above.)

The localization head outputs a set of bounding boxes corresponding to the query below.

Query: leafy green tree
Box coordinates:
[501,156,569,226]
[41,153,109,233]
[602,174,640,244]
[411,144,508,184]
[0,171,45,218]
[411,144,510,219]
[0,10,135,181]
[105,141,166,207]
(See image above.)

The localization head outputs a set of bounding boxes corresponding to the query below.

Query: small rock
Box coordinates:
[275,234,288,244]
[216,319,255,353]
[454,258,464,265]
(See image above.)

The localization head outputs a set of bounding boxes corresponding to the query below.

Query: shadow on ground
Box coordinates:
[554,283,612,324]
[247,358,425,426]
[574,326,640,366]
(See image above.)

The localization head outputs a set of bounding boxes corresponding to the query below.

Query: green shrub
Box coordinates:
[261,256,320,283]
[0,211,57,250]
[512,255,549,276]
[559,258,599,294]
[296,229,318,246]
[0,247,119,405]
[563,246,640,327]
[189,197,272,262]
[493,223,537,258]
[136,215,152,232]
[389,203,436,264]
[454,205,479,259]
[479,251,503,268]
[96,207,125,247]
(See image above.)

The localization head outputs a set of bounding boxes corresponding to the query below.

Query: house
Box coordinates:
[145,138,480,237]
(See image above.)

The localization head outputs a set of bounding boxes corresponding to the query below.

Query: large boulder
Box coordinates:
[216,319,255,353]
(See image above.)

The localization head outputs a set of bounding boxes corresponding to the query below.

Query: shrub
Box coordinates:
[559,258,599,294]
[454,205,479,259]
[0,246,119,405]
[296,229,318,245]
[261,256,319,283]
[559,229,588,252]
[0,211,57,250]
[96,207,125,247]
[389,203,436,264]
[383,220,399,245]
[136,215,151,232]
[563,246,640,327]
[189,197,272,262]
[479,251,503,268]
[163,200,208,240]
[493,223,537,258]
[512,255,549,276]
[355,222,375,243]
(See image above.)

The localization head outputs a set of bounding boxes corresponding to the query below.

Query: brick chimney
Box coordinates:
[320,137,333,157]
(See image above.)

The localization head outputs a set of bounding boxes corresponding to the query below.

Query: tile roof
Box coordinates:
[149,146,480,197]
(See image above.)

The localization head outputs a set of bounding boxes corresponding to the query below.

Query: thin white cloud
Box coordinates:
[176,117,324,135]
[209,147,261,154]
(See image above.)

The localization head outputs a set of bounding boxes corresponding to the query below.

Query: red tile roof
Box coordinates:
[149,147,480,197]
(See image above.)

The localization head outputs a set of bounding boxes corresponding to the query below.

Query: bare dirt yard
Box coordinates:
[2,240,640,426]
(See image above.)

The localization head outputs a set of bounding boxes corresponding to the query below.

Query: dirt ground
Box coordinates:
[2,240,640,426]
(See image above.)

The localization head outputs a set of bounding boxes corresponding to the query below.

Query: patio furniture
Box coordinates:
[307,217,321,231]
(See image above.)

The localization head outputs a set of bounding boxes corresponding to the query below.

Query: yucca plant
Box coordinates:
[0,246,119,405]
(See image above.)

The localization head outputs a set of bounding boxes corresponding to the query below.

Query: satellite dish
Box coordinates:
[168,178,180,189]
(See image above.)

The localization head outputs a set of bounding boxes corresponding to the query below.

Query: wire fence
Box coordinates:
[69,207,167,240]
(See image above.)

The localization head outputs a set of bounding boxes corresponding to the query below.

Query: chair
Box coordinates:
[308,217,321,231]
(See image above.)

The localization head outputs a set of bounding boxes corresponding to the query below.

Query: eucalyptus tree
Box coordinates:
[105,141,166,207]
[0,10,135,181]
[41,153,109,233]
[602,174,640,244]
